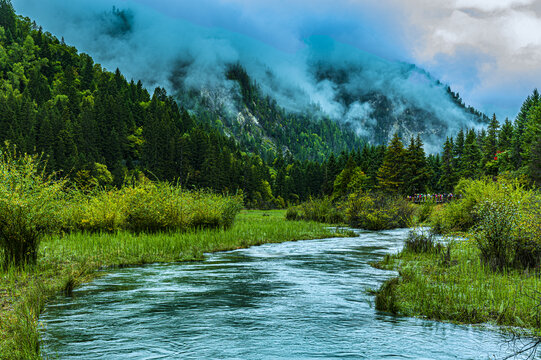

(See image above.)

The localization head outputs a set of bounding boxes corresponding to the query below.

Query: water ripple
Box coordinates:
[40,229,529,359]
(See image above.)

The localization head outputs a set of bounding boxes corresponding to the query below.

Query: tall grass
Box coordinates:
[286,192,415,230]
[376,178,541,333]
[62,183,243,234]
[376,239,541,330]
[0,147,244,268]
[285,197,345,224]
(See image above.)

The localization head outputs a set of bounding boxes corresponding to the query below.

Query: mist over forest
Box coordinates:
[12,0,488,151]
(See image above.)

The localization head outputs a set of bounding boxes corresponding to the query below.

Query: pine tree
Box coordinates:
[0,0,16,41]
[483,114,499,176]
[462,129,481,179]
[512,89,540,169]
[376,133,406,193]
[439,137,457,192]
[453,129,465,177]
[523,104,541,168]
[529,136,541,186]
[403,135,430,195]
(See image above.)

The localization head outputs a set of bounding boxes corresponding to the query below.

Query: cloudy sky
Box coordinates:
[129,0,541,119]
[13,0,541,119]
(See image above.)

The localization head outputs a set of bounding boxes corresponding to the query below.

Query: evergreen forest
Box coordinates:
[0,0,540,211]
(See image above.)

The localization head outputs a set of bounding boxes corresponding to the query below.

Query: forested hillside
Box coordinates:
[0,0,539,212]
[0,1,300,207]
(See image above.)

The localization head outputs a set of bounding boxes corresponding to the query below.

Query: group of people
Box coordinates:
[407,193,456,203]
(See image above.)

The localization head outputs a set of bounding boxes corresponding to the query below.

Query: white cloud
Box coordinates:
[387,0,541,117]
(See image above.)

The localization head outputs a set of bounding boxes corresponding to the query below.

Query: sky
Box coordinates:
[129,0,541,119]
[13,0,541,120]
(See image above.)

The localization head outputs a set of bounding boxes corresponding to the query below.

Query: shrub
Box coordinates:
[65,183,243,233]
[472,185,541,271]
[285,197,345,224]
[345,192,414,230]
[285,206,300,221]
[474,198,518,271]
[0,148,65,266]
[430,177,535,234]
[416,201,436,225]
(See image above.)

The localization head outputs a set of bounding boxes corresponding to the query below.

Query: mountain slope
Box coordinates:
[13,1,489,154]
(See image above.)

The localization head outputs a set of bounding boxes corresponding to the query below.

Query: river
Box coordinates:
[40,229,527,359]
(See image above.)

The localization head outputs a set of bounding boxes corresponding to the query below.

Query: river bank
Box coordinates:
[374,177,541,341]
[375,233,541,336]
[0,210,351,360]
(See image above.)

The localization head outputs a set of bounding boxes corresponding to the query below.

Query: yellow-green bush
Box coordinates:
[429,177,541,270]
[65,183,243,233]
[0,148,66,266]
[285,197,345,224]
[345,192,414,230]
[430,177,535,234]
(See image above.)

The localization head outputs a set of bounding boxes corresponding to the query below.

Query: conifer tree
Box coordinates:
[0,0,16,41]
[483,114,499,176]
[439,137,457,192]
[523,104,541,167]
[403,135,430,194]
[462,129,481,179]
[512,89,540,169]
[530,136,541,186]
[453,129,465,177]
[376,133,406,193]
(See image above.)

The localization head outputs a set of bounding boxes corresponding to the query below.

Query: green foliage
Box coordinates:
[376,239,541,330]
[285,197,345,224]
[375,277,400,314]
[416,201,436,224]
[0,146,66,266]
[376,133,406,193]
[475,196,541,271]
[63,183,243,234]
[345,192,415,230]
[0,210,351,359]
[474,198,520,271]
[430,177,534,234]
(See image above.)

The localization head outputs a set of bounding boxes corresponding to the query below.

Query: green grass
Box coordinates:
[0,210,352,360]
[375,237,541,333]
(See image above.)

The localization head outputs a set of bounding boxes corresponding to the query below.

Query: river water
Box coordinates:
[40,229,528,359]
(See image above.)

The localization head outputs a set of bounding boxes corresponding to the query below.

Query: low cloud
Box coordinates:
[12,0,491,150]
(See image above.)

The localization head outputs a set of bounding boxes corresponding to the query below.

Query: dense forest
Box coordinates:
[0,0,539,212]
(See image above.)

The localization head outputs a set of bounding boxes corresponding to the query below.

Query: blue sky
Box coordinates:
[13,0,541,120]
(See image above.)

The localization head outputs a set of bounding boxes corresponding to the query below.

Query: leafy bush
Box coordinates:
[285,197,345,224]
[475,195,541,271]
[345,192,414,230]
[0,148,66,266]
[416,201,436,225]
[430,177,535,234]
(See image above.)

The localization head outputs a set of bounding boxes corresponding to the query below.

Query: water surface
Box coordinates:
[41,229,527,359]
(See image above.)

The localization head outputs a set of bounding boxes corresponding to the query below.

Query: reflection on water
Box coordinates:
[41,229,527,359]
